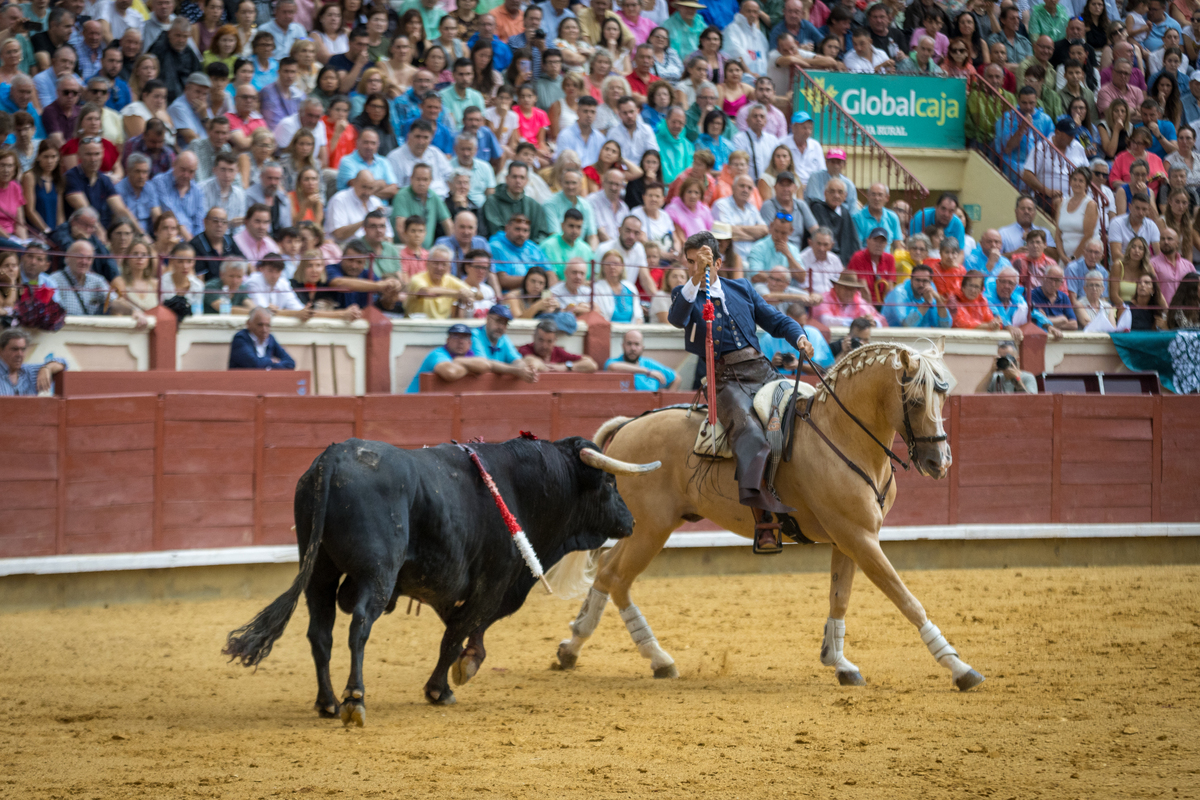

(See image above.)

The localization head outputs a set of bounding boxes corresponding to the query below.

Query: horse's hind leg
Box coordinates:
[835,531,985,692]
[821,546,866,687]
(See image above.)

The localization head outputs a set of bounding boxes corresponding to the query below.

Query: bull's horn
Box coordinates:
[580,448,661,475]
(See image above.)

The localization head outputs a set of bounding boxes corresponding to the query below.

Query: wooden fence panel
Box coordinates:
[459,393,554,442]
[955,395,1055,524]
[361,395,455,447]
[1058,395,1154,524]
[553,392,661,441]
[1160,397,1200,522]
[0,398,60,557]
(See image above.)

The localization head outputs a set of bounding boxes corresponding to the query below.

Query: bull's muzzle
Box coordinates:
[580,448,661,475]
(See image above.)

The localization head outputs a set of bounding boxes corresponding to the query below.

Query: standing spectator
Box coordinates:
[604,328,676,390]
[229,307,296,369]
[812,269,886,327]
[518,319,599,372]
[0,329,66,396]
[883,263,953,327]
[975,340,1038,393]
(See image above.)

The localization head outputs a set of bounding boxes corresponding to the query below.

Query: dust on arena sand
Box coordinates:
[1,566,1197,799]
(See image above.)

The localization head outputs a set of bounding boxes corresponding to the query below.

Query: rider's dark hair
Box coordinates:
[683,231,719,260]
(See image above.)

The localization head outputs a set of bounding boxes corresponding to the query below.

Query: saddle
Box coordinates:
[693,379,816,464]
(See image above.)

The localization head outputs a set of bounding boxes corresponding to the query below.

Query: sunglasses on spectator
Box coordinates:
[80,136,103,144]
[775,212,793,222]
[61,89,79,96]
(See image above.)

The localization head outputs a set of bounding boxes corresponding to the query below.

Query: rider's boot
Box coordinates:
[751,507,784,555]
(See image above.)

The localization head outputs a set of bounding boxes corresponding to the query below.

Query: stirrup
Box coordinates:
[752,510,784,555]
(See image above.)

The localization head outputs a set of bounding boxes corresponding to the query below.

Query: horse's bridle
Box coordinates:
[784,353,947,509]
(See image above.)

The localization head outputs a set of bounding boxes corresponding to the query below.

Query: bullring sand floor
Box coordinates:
[1,565,1197,799]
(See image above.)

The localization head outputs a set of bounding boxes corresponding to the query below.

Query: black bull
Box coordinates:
[223,435,657,725]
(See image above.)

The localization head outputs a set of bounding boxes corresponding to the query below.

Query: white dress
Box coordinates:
[313,30,348,58]
[1056,193,1094,259]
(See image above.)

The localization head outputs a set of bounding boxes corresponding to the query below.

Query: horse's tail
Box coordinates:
[593,415,633,451]
[544,549,601,600]
[222,453,335,667]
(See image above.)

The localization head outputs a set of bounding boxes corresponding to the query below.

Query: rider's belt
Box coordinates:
[716,347,760,366]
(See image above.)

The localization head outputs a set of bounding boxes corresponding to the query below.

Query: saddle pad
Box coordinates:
[694,417,734,459]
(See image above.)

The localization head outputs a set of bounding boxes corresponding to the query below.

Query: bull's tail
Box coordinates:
[223,453,335,667]
[592,416,633,451]
[544,549,600,600]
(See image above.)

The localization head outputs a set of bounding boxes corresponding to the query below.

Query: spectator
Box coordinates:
[975,340,1038,393]
[147,150,203,239]
[548,257,594,315]
[63,141,130,236]
[655,106,694,184]
[199,151,247,231]
[759,170,817,249]
[326,170,390,246]
[1150,226,1194,302]
[1064,238,1109,301]
[190,206,242,281]
[999,194,1055,255]
[828,316,875,357]
[434,209,492,271]
[258,56,305,132]
[608,94,658,165]
[517,318,597,372]
[909,191,968,248]
[224,83,266,151]
[120,118,176,178]
[813,269,886,327]
[234,203,281,261]
[846,227,897,304]
[985,265,1042,334]
[591,250,645,322]
[1167,272,1200,329]
[798,224,842,295]
[1011,229,1058,288]
[803,148,858,214]
[852,182,904,249]
[390,163,451,251]
[604,328,676,390]
[807,177,858,258]
[405,321,534,392]
[203,258,251,314]
[468,303,525,368]
[457,248,498,317]
[898,35,946,74]
[327,239,403,313]
[963,227,1011,276]
[0,328,66,396]
[229,307,296,369]
[541,208,596,279]
[242,254,311,317]
[1022,118,1090,202]
[489,213,549,290]
[405,244,475,318]
[1129,272,1168,329]
[714,174,769,263]
[49,207,121,289]
[844,25,894,73]
[1030,264,1079,330]
[756,302,834,374]
[1112,128,1167,197]
[168,73,213,147]
[883,262,953,327]
[39,58,82,140]
[1074,268,1116,327]
[754,265,819,311]
[731,103,783,182]
[588,168,632,243]
[448,135,495,211]
[953,269,1002,329]
[747,211,804,282]
[994,87,1054,184]
[480,159,549,239]
[595,214,652,291]
[46,240,146,323]
[148,19,203,102]
[1108,191,1162,260]
[929,237,967,297]
[245,160,292,235]
[357,208,402,278]
[1097,58,1144,114]
[1055,166,1100,261]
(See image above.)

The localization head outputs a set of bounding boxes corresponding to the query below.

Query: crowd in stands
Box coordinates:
[0,0,1197,397]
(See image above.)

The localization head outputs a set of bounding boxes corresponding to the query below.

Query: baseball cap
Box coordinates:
[791,110,812,124]
[826,147,846,160]
[868,227,889,240]
[185,72,212,88]
[487,303,513,320]
[447,323,472,336]
[775,170,795,183]
[1054,117,1076,135]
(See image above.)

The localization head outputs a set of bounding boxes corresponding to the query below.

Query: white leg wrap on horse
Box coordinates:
[820,618,860,673]
[620,603,673,668]
[919,620,972,679]
[568,588,609,640]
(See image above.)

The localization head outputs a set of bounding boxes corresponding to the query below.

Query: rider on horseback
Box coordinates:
[668,231,816,554]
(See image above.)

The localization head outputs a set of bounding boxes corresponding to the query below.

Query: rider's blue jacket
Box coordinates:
[668,277,805,359]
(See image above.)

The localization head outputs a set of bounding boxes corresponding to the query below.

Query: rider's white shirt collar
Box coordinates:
[681,275,725,303]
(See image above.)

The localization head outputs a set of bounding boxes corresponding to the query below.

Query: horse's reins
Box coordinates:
[785,351,947,510]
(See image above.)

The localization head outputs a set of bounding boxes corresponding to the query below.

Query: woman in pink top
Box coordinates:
[513,84,552,166]
[0,151,27,238]
[665,177,714,239]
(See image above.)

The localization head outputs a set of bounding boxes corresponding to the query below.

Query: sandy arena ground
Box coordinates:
[1,565,1198,799]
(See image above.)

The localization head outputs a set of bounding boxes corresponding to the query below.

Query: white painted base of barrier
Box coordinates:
[3,523,1197,578]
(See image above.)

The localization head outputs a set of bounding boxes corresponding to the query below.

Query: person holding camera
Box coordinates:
[829,316,874,357]
[976,341,1038,394]
[756,302,834,374]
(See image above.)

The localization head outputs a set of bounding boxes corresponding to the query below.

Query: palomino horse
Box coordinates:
[547,341,985,691]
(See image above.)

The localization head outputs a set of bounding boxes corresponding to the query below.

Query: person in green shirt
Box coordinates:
[400,0,447,41]
[438,58,486,130]
[542,168,599,245]
[966,63,1016,144]
[1028,0,1071,42]
[360,210,403,276]
[539,208,595,279]
[663,0,708,59]
[391,163,452,249]
[656,107,695,184]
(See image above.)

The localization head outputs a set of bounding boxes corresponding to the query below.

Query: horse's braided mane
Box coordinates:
[816,340,951,425]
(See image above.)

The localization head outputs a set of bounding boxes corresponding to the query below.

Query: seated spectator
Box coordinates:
[489,213,549,290]
[229,307,296,370]
[747,212,805,283]
[592,250,645,323]
[541,209,596,280]
[116,153,155,234]
[963,227,1011,276]
[518,319,599,373]
[1029,264,1080,331]
[808,177,859,257]
[755,265,820,311]
[757,302,834,373]
[0,328,66,396]
[759,170,818,251]
[66,138,134,231]
[649,266,689,323]
[604,328,677,390]
[469,303,524,364]
[203,259,252,314]
[548,257,595,316]
[798,225,842,295]
[355,208,402,278]
[457,249,498,317]
[242,253,311,318]
[803,148,858,214]
[930,238,967,298]
[909,192,967,248]
[1011,229,1058,288]
[846,227,897,303]
[1129,272,1168,329]
[985,266,1043,336]
[1064,238,1109,301]
[1131,97,1177,159]
[405,244,475,318]
[829,316,875,358]
[405,321,538,393]
[852,182,905,249]
[234,203,282,261]
[665,176,714,240]
[505,266,559,320]
[595,215,652,292]
[191,207,243,281]
[147,151,204,239]
[480,159,549,241]
[59,103,122,175]
[326,169,391,246]
[1111,128,1166,193]
[325,239,402,314]
[199,152,248,233]
[435,210,493,272]
[390,162,451,250]
[953,269,1003,329]
[1074,268,1117,328]
[1167,272,1200,329]
[159,242,205,309]
[975,340,1038,393]
[813,270,887,328]
[1109,192,1162,261]
[120,118,177,179]
[998,194,1054,256]
[46,239,148,323]
[1150,226,1194,302]
[883,263,953,327]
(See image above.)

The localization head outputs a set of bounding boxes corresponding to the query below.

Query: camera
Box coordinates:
[848,336,863,351]
[996,355,1015,371]
[533,28,545,39]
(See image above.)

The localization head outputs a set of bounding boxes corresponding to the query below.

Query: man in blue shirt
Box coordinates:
[1144,0,1183,51]
[1028,264,1079,332]
[963,228,1013,275]
[462,106,502,167]
[488,214,548,289]
[466,16,513,72]
[756,303,834,372]
[883,264,953,327]
[1063,238,1108,299]
[335,128,399,192]
[399,92,456,153]
[604,329,677,391]
[985,267,1051,332]
[1132,96,1177,159]
[258,0,309,59]
[406,321,536,392]
[908,192,968,249]
[470,304,522,363]
[147,150,205,238]
[0,329,66,396]
[0,77,45,138]
[852,182,904,249]
[994,87,1054,185]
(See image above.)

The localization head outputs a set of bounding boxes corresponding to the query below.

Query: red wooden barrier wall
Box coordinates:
[1,393,1197,559]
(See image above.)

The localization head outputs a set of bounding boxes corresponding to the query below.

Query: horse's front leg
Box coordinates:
[821,546,866,686]
[834,530,985,692]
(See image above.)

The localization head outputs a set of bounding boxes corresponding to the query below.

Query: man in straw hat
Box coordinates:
[664,0,708,58]
[668,229,816,554]
[812,269,887,328]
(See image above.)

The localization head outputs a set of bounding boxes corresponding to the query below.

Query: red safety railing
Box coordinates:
[790,64,931,212]
[963,74,1110,257]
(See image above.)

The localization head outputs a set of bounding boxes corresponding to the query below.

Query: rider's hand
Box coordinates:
[795,334,814,360]
[688,244,713,285]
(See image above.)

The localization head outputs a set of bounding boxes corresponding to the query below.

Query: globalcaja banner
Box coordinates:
[794,74,966,149]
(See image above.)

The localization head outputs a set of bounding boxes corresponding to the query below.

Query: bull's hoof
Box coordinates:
[451,655,481,686]
[340,701,366,727]
[556,642,578,670]
[315,701,340,719]
[653,664,679,679]
[836,670,866,686]
[425,687,457,705]
[955,669,986,692]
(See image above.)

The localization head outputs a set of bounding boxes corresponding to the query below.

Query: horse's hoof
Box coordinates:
[556,642,579,670]
[836,670,866,686]
[653,664,679,679]
[340,701,365,727]
[315,701,340,719]
[955,669,985,692]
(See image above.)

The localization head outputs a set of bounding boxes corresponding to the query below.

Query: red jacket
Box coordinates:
[846,249,896,303]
